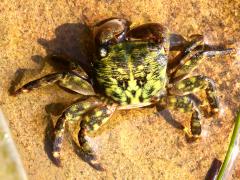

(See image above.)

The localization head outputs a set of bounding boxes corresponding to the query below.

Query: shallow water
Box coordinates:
[0,0,240,179]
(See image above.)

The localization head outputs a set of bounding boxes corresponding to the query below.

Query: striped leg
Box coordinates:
[159,95,201,138]
[169,75,219,115]
[168,34,203,71]
[170,48,234,82]
[13,72,94,95]
[13,73,62,95]
[184,35,204,52]
[52,97,101,165]
[53,115,66,165]
[169,34,203,51]
[78,104,116,156]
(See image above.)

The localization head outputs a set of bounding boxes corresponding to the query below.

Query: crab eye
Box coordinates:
[99,47,108,57]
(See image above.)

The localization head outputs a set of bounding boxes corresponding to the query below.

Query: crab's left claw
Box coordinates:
[92,18,131,46]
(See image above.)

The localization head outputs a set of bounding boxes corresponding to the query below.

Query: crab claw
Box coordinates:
[92,18,131,46]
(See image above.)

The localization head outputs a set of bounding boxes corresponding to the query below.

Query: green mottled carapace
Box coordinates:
[94,41,167,107]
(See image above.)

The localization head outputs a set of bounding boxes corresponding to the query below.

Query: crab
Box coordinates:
[13,18,234,169]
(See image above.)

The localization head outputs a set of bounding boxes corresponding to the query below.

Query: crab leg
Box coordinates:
[78,104,117,155]
[168,34,203,69]
[168,35,204,73]
[169,34,203,51]
[159,95,201,137]
[13,72,95,95]
[48,54,89,79]
[52,97,101,165]
[169,32,235,81]
[170,47,234,82]
[169,75,219,114]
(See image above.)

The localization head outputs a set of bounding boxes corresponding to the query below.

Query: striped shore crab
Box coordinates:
[12,18,234,170]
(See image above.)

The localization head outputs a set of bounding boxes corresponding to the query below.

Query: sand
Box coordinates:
[0,0,240,179]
